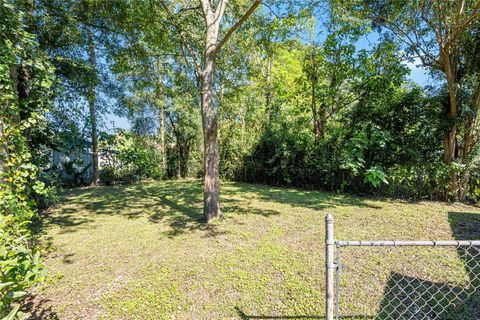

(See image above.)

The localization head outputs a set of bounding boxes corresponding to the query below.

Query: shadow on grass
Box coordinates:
[235,307,372,319]
[235,306,324,319]
[377,272,478,319]
[373,211,480,319]
[22,295,60,320]
[231,182,383,211]
[33,180,383,239]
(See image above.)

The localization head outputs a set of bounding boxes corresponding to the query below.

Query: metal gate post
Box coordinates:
[325,214,334,320]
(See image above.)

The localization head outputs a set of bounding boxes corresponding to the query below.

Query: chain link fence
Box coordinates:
[325,215,480,320]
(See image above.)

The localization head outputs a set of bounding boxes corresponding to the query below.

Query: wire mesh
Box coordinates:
[334,243,480,320]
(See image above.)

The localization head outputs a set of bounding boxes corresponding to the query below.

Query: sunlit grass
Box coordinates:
[29,179,480,319]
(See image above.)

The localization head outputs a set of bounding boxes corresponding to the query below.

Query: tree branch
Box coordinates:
[178,5,202,14]
[199,0,211,22]
[159,0,202,76]
[214,0,228,28]
[216,0,262,53]
[449,1,480,44]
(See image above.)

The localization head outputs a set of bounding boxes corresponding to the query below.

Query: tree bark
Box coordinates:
[457,81,480,202]
[440,52,459,200]
[0,117,5,181]
[156,59,166,175]
[87,22,99,186]
[265,58,272,119]
[201,25,221,223]
[197,0,261,222]
[310,46,321,140]
[17,0,33,123]
[1,65,18,181]
[178,142,189,178]
[316,104,327,140]
[311,73,319,138]
[17,60,29,120]
[443,55,457,165]
[158,105,166,174]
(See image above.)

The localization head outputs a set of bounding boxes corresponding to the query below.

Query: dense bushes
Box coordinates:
[235,85,451,200]
[100,130,164,184]
[0,95,50,320]
[217,41,474,202]
[0,129,46,318]
[0,1,56,316]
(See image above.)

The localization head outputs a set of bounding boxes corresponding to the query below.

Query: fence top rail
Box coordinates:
[335,240,480,247]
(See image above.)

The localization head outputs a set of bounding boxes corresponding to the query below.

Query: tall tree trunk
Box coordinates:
[310,46,322,140]
[442,54,459,200]
[156,59,166,175]
[265,58,272,119]
[0,117,5,181]
[178,143,189,178]
[443,58,457,165]
[158,105,166,174]
[317,104,326,140]
[1,66,18,179]
[197,0,260,222]
[87,22,99,186]
[202,26,221,223]
[17,0,33,123]
[311,74,319,138]
[239,103,247,182]
[17,60,29,120]
[17,47,30,125]
[176,141,182,178]
[458,81,480,202]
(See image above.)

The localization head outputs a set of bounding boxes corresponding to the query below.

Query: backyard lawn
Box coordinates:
[28,179,480,319]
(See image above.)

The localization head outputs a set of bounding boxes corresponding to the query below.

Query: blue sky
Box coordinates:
[105,113,130,131]
[355,33,431,86]
[407,61,430,85]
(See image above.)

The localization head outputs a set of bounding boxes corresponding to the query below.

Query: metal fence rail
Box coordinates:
[336,240,480,247]
[325,214,480,320]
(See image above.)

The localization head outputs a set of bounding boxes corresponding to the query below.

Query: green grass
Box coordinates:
[29,179,480,319]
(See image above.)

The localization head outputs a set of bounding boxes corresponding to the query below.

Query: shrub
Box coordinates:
[1,4,54,313]
[0,217,43,319]
[100,131,165,184]
[0,124,46,318]
[36,171,62,209]
[99,166,116,186]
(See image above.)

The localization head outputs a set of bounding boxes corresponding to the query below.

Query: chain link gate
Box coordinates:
[325,214,480,320]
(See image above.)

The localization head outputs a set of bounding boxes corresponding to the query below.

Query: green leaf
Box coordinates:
[6,291,27,300]
[0,282,14,290]
[2,304,20,320]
